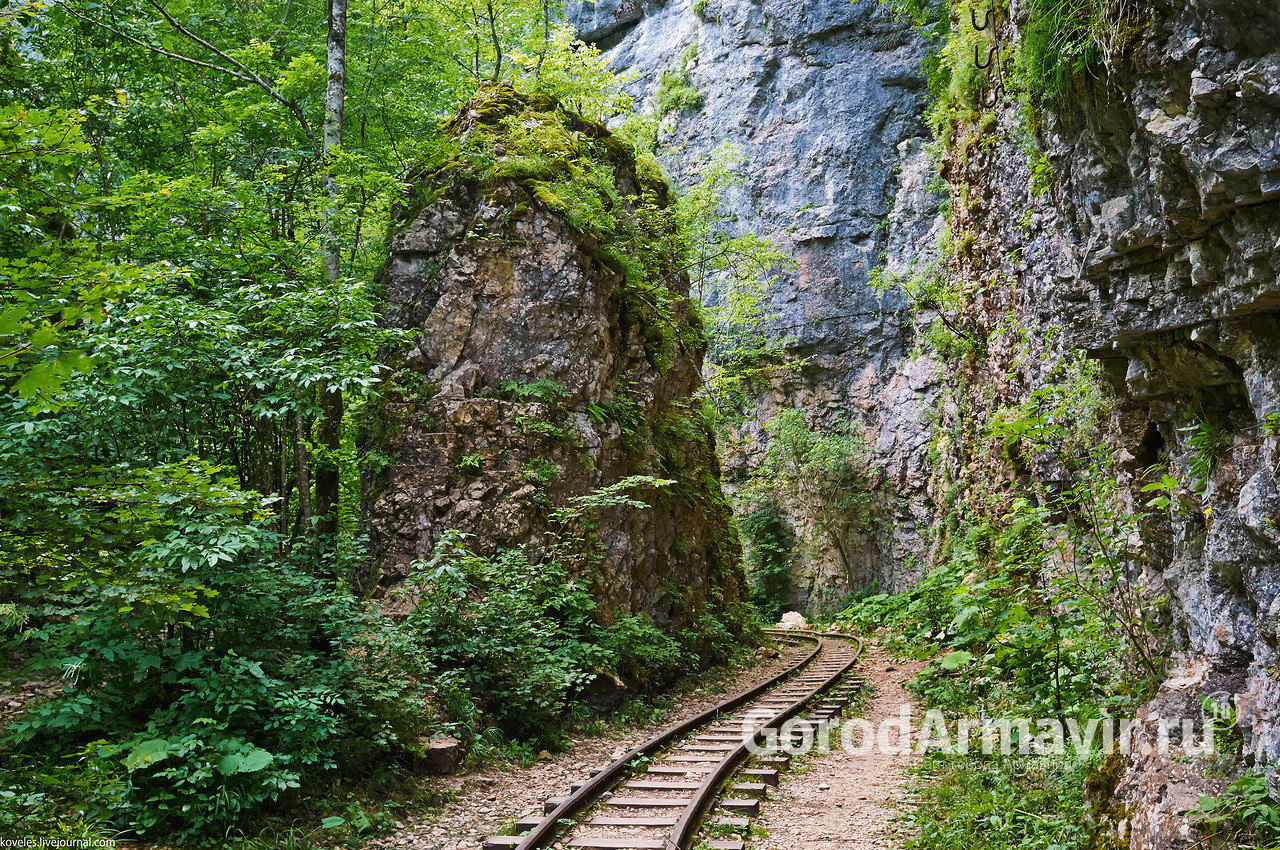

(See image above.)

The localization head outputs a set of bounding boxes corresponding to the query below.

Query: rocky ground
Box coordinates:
[0,674,59,729]
[752,641,926,850]
[366,645,810,850]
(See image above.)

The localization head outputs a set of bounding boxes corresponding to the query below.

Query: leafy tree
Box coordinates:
[742,409,882,588]
[680,143,796,425]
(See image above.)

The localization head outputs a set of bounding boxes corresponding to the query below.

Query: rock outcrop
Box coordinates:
[917,0,1280,845]
[1044,3,1280,844]
[570,0,941,610]
[361,87,748,648]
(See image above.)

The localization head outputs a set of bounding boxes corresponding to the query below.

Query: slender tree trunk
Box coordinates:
[487,0,502,80]
[314,0,346,545]
[292,408,313,540]
[321,0,345,284]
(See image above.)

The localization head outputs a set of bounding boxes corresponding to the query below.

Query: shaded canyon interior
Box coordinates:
[363,0,1280,846]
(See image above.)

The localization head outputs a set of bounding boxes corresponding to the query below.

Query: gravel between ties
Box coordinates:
[752,641,926,850]
[368,645,809,850]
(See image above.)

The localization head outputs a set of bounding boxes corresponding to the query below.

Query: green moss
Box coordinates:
[1085,751,1135,849]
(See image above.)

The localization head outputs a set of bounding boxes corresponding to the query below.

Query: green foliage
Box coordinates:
[0,0,757,840]
[520,457,562,484]
[1196,772,1280,843]
[904,751,1098,850]
[685,144,797,426]
[499,378,570,404]
[1262,411,1280,438]
[890,0,1150,127]
[742,410,881,585]
[3,471,431,840]
[1139,473,1180,513]
[654,72,704,118]
[1180,418,1231,485]
[1019,0,1150,108]
[601,615,687,691]
[841,499,1132,718]
[740,503,796,624]
[456,453,484,475]
[842,355,1164,724]
[0,101,159,405]
[402,532,602,744]
[0,752,123,840]
[988,361,1166,680]
[510,25,635,123]
[653,47,704,118]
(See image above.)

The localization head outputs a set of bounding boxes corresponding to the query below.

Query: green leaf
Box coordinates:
[321,816,346,829]
[125,738,173,770]
[12,360,58,398]
[938,650,974,671]
[239,747,274,773]
[0,304,28,335]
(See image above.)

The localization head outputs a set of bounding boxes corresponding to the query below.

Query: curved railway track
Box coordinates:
[483,630,865,850]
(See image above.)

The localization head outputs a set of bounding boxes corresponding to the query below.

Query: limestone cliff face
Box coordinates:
[361,88,747,647]
[1047,3,1280,845]
[572,0,942,609]
[560,0,1277,836]
[920,1,1280,846]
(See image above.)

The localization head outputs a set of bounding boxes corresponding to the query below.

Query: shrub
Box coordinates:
[403,535,602,744]
[601,615,686,690]
[653,72,703,117]
[3,465,430,841]
[401,527,708,744]
[740,503,795,624]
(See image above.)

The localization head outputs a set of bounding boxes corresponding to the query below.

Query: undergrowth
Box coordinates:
[834,360,1175,850]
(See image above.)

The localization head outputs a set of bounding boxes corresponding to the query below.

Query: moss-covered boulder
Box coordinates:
[361,85,750,658]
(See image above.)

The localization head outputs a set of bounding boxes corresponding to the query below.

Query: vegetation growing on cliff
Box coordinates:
[737,409,884,616]
[887,0,1151,138]
[837,358,1168,850]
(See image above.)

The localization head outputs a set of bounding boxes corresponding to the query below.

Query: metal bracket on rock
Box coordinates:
[971,2,1004,108]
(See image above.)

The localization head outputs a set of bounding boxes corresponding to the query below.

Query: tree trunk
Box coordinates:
[321,0,345,283]
[292,407,313,539]
[314,0,346,545]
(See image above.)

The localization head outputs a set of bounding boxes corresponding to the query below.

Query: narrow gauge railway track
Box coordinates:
[483,630,864,850]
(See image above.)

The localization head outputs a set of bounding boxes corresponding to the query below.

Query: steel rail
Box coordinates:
[512,631,823,849]
[667,631,863,848]
[507,628,863,850]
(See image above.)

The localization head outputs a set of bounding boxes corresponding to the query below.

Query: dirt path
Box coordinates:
[752,641,925,850]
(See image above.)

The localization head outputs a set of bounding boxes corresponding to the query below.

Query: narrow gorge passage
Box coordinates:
[3,0,1278,847]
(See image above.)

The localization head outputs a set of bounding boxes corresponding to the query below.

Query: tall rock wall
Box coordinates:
[571,0,943,610]
[1046,2,1280,845]
[913,1,1280,846]
[361,87,747,650]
